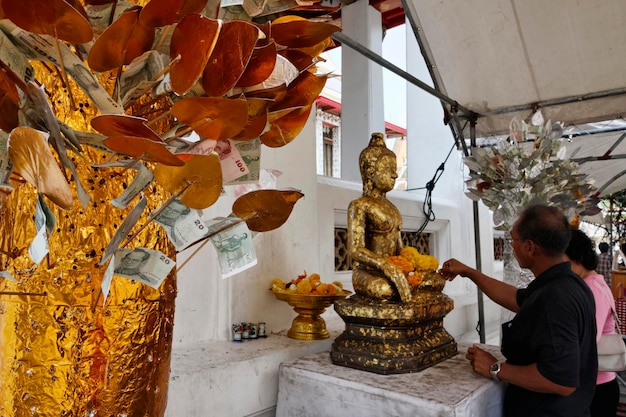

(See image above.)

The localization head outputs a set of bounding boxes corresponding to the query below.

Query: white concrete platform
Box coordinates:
[276,343,505,417]
[166,318,344,417]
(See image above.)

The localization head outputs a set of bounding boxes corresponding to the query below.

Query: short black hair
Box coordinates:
[565,228,598,271]
[516,204,571,256]
[599,242,610,253]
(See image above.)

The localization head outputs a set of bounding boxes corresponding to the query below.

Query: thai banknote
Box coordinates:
[111,164,155,209]
[206,216,257,278]
[0,131,13,191]
[154,199,209,251]
[28,195,54,264]
[100,194,147,266]
[0,25,34,83]
[227,138,261,184]
[116,51,166,106]
[111,247,175,289]
[187,139,250,182]
[232,168,281,198]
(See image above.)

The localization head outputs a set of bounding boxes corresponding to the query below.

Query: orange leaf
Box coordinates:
[153,154,222,209]
[0,95,19,133]
[231,97,269,141]
[139,0,209,29]
[0,69,20,105]
[171,96,248,140]
[261,105,312,148]
[103,136,184,166]
[83,0,116,4]
[169,13,221,96]
[269,71,327,113]
[91,114,163,142]
[88,7,154,72]
[202,20,260,97]
[2,0,93,44]
[8,127,73,209]
[243,83,287,102]
[292,36,335,59]
[270,19,340,49]
[279,49,316,73]
[232,189,304,232]
[235,42,277,88]
[267,106,302,123]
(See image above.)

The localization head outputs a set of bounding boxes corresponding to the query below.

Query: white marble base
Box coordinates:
[165,319,344,417]
[276,343,505,417]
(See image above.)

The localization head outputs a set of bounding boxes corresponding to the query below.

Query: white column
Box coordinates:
[341,1,385,183]
[315,108,325,175]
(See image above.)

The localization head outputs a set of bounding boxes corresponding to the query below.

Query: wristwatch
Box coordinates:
[490,361,502,382]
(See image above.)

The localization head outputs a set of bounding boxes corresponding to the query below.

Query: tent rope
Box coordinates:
[406,142,457,234]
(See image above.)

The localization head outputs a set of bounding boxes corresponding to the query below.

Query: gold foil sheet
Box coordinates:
[0,62,176,416]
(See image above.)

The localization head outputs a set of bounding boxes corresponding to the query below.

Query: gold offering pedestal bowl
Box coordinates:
[273,291,352,340]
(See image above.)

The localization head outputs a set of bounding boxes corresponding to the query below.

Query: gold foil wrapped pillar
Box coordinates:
[0,152,176,417]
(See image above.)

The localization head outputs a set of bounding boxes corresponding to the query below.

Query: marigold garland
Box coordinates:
[386,246,439,288]
[387,255,414,274]
[407,271,424,287]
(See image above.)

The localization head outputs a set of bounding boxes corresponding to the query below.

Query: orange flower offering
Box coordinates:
[386,246,439,288]
[407,271,424,287]
[387,255,414,274]
[270,271,345,295]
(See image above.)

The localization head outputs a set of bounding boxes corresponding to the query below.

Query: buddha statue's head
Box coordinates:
[359,132,397,195]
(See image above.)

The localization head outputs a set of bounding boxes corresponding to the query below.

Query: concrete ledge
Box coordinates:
[166,318,345,417]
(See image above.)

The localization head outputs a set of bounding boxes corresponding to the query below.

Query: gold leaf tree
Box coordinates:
[0,0,340,415]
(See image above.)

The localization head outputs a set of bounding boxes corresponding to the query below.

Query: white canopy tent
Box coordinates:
[402,0,626,198]
[332,0,626,198]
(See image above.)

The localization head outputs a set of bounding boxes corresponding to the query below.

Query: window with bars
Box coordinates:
[323,137,334,177]
[334,227,431,271]
[493,236,504,261]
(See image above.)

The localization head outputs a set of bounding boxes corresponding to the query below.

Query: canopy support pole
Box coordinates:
[478,87,626,118]
[470,120,486,343]
[331,31,475,118]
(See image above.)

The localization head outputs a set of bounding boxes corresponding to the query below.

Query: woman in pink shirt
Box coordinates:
[565,228,619,417]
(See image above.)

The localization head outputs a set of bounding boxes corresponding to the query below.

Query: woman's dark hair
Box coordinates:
[565,228,598,271]
[516,204,571,256]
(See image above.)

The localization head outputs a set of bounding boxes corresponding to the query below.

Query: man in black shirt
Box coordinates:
[439,204,597,417]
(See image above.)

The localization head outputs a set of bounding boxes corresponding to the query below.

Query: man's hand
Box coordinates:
[466,345,498,379]
[438,258,472,281]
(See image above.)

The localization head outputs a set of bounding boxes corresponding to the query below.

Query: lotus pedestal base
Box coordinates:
[331,294,457,375]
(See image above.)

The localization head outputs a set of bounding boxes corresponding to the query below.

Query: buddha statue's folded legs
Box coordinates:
[353,268,399,301]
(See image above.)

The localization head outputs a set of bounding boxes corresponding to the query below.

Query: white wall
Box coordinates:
[171,110,322,345]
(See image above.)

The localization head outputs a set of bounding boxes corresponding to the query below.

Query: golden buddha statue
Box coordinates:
[349,132,411,302]
[331,132,457,374]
